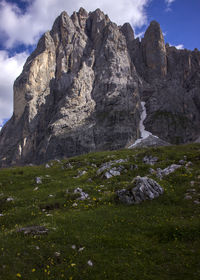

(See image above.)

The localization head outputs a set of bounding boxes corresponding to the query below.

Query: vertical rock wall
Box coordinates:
[0,8,200,167]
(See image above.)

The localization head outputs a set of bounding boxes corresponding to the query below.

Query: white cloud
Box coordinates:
[0,0,151,48]
[165,0,176,11]
[0,50,28,124]
[175,44,184,50]
[169,43,184,50]
[165,0,175,5]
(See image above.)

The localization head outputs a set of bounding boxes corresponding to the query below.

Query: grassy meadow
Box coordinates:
[0,144,200,279]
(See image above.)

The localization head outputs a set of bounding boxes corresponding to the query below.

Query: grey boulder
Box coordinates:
[116,176,164,205]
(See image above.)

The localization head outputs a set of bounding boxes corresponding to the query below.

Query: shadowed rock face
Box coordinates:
[0,8,200,167]
[142,21,167,79]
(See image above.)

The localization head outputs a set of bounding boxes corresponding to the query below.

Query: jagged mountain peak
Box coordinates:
[0,8,200,167]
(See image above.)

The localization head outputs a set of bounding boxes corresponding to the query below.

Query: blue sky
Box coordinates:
[146,0,200,50]
[0,0,200,129]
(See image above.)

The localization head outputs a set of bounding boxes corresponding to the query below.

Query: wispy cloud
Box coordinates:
[169,43,184,50]
[165,0,175,4]
[165,0,176,11]
[0,50,28,124]
[175,44,184,50]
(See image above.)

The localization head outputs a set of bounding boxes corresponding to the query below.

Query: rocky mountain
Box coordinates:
[0,8,200,167]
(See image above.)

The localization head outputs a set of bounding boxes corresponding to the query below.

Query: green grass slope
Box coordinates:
[0,144,200,280]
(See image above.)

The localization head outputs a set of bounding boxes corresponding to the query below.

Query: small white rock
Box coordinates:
[87,260,93,266]
[71,245,76,250]
[186,161,192,168]
[54,251,61,257]
[78,247,85,252]
[185,195,192,200]
[36,177,42,184]
[194,200,200,205]
[35,246,40,250]
[7,197,14,202]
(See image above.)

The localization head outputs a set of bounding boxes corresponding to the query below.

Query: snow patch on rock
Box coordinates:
[129,102,157,148]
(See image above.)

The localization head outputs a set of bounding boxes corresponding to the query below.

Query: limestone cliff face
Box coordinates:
[142,21,167,79]
[0,8,141,166]
[0,8,200,167]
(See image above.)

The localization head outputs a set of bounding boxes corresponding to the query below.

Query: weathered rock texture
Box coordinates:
[0,8,200,166]
[116,176,164,205]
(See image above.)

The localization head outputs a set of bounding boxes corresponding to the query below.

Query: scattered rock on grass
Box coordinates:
[6,197,14,202]
[36,177,42,184]
[186,161,192,168]
[184,195,192,200]
[149,168,156,175]
[116,176,164,205]
[78,247,85,252]
[74,170,87,178]
[143,155,158,165]
[17,226,48,235]
[74,188,89,200]
[65,163,73,169]
[97,159,127,176]
[156,164,182,179]
[87,260,93,266]
[97,162,113,175]
[104,166,123,179]
[194,200,200,204]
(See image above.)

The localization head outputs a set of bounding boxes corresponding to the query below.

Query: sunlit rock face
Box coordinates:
[0,8,200,167]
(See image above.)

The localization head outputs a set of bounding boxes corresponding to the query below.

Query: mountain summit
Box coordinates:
[0,8,200,167]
